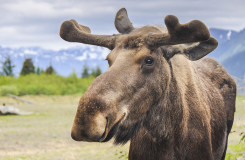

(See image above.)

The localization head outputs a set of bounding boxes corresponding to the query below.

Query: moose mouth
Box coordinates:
[99,113,126,142]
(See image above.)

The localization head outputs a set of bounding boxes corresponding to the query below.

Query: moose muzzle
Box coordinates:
[71,94,126,142]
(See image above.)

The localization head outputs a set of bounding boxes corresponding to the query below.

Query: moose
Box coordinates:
[60,8,236,160]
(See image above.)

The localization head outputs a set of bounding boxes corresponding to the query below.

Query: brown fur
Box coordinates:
[128,55,236,160]
[62,9,236,160]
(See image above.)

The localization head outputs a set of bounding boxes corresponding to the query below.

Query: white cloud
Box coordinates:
[89,53,98,59]
[24,49,38,55]
[0,0,245,50]
[76,53,87,61]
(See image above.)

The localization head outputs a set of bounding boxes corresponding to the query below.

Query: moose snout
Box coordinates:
[70,84,126,142]
[71,113,108,142]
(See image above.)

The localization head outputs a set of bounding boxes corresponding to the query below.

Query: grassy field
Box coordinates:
[0,95,129,160]
[226,96,245,160]
[0,95,245,160]
[0,74,95,96]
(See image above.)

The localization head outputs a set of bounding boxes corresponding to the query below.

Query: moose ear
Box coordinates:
[180,37,218,61]
[114,8,134,34]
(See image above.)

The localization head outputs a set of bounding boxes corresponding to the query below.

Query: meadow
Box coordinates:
[0,74,94,96]
[0,95,129,160]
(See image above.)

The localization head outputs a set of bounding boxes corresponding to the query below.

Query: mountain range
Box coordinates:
[0,45,110,77]
[209,28,245,92]
[0,27,244,92]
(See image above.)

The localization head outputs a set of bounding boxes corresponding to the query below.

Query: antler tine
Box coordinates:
[60,20,117,50]
[145,15,210,49]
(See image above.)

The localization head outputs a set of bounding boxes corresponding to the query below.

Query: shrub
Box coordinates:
[0,85,19,96]
[0,74,95,96]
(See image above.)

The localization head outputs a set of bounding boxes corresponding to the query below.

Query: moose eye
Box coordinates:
[144,57,154,66]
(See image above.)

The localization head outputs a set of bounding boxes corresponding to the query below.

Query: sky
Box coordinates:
[0,0,245,50]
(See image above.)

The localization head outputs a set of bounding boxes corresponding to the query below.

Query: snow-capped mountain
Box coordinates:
[0,45,110,76]
[210,28,238,44]
[209,28,245,93]
[209,28,245,80]
[209,28,245,63]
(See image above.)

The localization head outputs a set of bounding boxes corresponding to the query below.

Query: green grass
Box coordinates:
[226,144,245,160]
[226,152,243,160]
[0,74,95,96]
[225,96,245,159]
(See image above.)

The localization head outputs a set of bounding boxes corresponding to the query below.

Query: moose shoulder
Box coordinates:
[60,8,236,160]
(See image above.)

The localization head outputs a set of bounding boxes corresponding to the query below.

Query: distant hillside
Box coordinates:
[222,50,245,86]
[210,28,238,45]
[210,28,245,63]
[209,28,245,93]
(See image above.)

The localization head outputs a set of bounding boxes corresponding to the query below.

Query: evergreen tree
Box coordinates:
[45,65,55,74]
[1,56,15,76]
[20,58,35,75]
[81,64,89,78]
[36,67,41,75]
[95,66,102,77]
[91,68,96,77]
[91,66,102,77]
[0,69,3,76]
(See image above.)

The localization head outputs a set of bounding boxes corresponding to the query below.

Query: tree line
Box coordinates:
[0,56,102,78]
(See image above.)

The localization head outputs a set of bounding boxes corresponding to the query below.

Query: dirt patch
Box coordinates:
[0,95,129,160]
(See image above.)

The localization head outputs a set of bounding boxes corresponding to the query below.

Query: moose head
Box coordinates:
[60,8,218,144]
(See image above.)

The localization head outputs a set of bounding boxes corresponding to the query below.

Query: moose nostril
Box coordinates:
[99,117,109,142]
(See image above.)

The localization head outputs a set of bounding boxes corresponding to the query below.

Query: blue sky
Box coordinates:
[0,0,244,50]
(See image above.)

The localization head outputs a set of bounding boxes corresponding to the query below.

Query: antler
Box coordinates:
[60,19,117,50]
[60,9,211,51]
[145,15,210,49]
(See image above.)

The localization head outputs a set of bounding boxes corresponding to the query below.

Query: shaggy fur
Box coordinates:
[60,8,236,160]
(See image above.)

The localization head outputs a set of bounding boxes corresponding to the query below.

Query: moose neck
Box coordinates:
[143,76,183,143]
[130,57,190,160]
